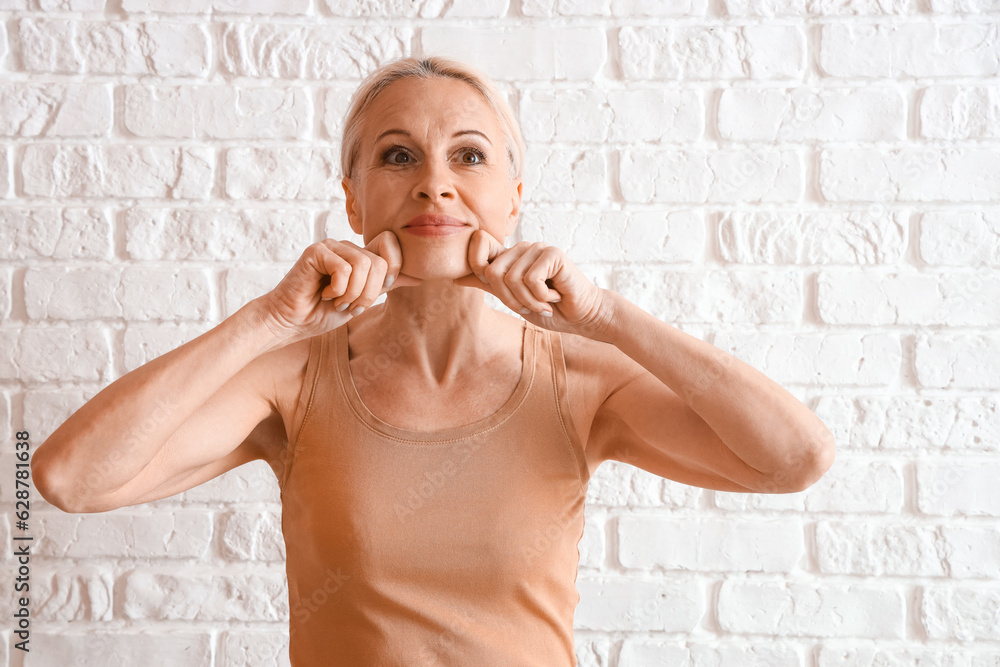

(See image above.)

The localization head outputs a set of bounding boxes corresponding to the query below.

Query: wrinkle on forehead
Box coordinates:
[360,78,503,147]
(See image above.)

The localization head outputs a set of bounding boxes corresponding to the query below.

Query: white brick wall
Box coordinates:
[2,2,999,665]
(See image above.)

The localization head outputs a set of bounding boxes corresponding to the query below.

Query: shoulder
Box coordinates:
[553,328,648,466]
[239,333,318,471]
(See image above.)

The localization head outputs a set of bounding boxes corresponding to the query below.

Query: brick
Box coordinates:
[575,577,702,632]
[921,86,1000,139]
[586,460,702,508]
[0,208,112,260]
[931,0,1000,10]
[720,210,906,264]
[819,645,1000,666]
[715,458,904,513]
[0,328,110,383]
[123,569,288,620]
[320,84,360,140]
[524,0,707,15]
[181,459,280,504]
[33,568,114,621]
[713,331,900,386]
[19,19,210,76]
[621,149,802,203]
[920,210,1000,266]
[818,271,1000,326]
[519,207,704,263]
[221,23,410,79]
[223,266,290,318]
[124,85,311,139]
[615,268,801,324]
[22,145,214,199]
[225,147,342,200]
[212,0,310,13]
[820,23,1000,78]
[218,509,284,561]
[119,266,212,321]
[523,148,607,203]
[521,88,702,143]
[917,460,1000,516]
[0,392,8,443]
[218,630,291,667]
[39,0,106,8]
[124,208,311,261]
[623,642,803,666]
[724,0,917,14]
[813,395,1000,452]
[816,520,952,577]
[0,268,9,321]
[25,266,120,320]
[30,633,212,665]
[620,26,805,80]
[719,580,906,638]
[0,146,8,198]
[0,84,112,137]
[820,148,1000,202]
[421,27,606,81]
[121,323,205,372]
[718,87,905,141]
[915,333,1000,389]
[922,585,1000,640]
[122,0,211,10]
[37,511,211,558]
[577,513,605,570]
[618,516,803,572]
[323,0,507,16]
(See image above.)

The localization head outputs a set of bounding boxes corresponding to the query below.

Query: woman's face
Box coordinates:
[343,76,522,281]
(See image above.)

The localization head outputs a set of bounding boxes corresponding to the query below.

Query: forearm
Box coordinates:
[33,298,279,505]
[600,290,835,484]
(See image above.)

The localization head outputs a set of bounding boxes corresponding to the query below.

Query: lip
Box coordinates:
[403,213,469,237]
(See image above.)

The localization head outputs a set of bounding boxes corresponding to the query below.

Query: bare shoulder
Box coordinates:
[557,330,647,470]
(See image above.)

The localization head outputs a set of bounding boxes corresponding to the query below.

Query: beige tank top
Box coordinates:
[278,319,591,665]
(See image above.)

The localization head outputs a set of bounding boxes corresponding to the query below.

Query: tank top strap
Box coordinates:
[535,323,590,486]
[279,328,331,494]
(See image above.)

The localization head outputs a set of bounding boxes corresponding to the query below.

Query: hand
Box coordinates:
[255,231,422,346]
[453,229,613,339]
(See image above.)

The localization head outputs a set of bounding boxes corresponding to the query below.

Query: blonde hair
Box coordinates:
[340,57,525,182]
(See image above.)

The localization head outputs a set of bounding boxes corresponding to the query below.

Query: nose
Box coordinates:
[411,159,455,202]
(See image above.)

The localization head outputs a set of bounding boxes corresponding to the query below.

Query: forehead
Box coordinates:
[360,77,502,140]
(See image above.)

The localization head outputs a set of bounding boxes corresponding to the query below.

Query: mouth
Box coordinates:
[402,213,469,237]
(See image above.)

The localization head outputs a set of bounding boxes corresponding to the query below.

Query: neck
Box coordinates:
[364,279,502,386]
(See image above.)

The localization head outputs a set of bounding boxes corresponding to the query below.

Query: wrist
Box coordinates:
[228,298,294,357]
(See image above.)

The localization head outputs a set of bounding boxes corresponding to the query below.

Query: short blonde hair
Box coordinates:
[340,57,526,182]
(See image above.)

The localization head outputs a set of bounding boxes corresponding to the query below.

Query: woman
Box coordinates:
[33,57,836,665]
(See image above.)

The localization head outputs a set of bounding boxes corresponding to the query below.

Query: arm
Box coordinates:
[454,233,835,494]
[32,233,418,513]
[31,299,282,513]
[589,290,836,493]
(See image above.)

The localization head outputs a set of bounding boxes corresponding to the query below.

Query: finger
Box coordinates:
[313,242,353,302]
[467,229,507,282]
[503,243,553,313]
[365,231,422,290]
[523,247,563,303]
[324,242,372,312]
[483,241,536,314]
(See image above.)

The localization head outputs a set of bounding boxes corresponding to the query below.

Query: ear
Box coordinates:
[505,179,522,237]
[342,178,363,236]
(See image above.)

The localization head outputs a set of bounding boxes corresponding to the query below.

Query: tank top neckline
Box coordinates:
[335,319,537,443]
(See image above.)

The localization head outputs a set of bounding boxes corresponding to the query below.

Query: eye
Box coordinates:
[382,146,413,165]
[458,148,486,165]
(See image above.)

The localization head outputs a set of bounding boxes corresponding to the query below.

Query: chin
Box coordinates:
[400,255,473,281]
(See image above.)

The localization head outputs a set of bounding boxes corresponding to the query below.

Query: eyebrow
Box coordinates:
[373,129,494,145]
